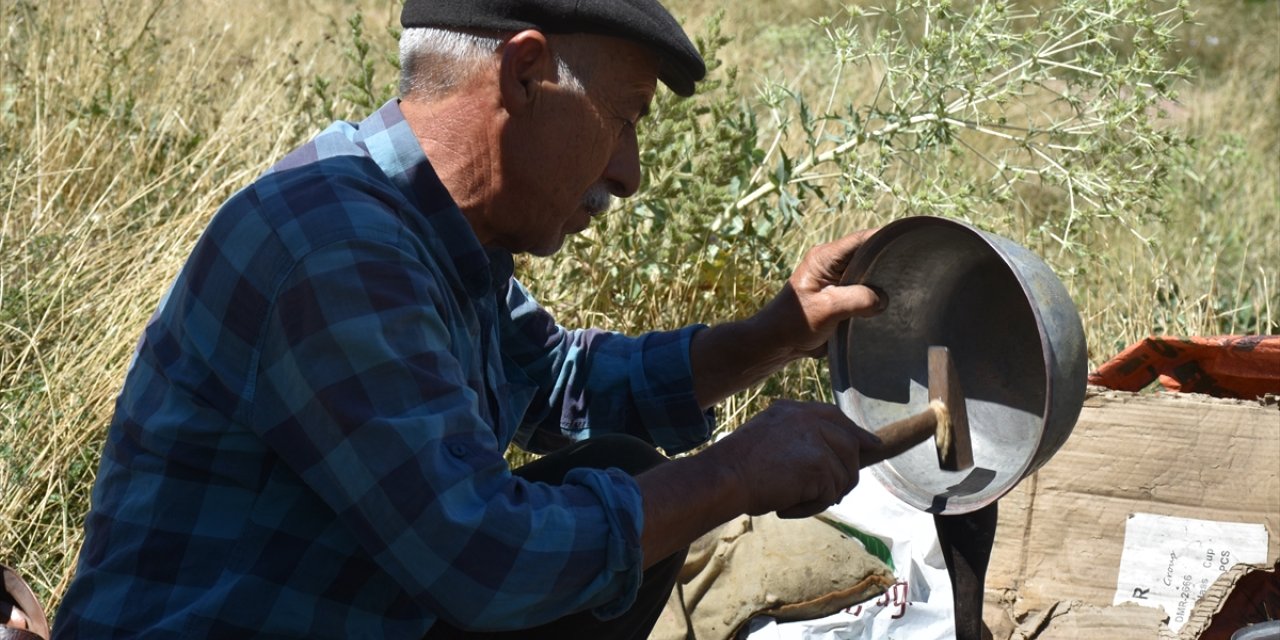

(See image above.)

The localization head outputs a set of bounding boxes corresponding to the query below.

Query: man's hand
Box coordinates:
[636,400,881,564]
[708,400,880,519]
[689,229,884,408]
[757,229,884,359]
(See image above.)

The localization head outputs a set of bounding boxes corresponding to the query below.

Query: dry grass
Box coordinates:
[0,0,398,604]
[2,0,1276,612]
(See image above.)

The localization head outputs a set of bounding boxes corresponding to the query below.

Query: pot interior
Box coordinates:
[832,222,1050,513]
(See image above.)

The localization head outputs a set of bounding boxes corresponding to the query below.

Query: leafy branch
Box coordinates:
[729,0,1192,255]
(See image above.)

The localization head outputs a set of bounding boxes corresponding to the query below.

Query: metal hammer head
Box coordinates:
[928,346,974,471]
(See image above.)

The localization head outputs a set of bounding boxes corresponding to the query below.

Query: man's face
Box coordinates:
[489,35,659,256]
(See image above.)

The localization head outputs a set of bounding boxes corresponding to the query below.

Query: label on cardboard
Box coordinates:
[1113,513,1269,632]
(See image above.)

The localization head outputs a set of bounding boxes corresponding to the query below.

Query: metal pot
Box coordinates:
[829,216,1088,515]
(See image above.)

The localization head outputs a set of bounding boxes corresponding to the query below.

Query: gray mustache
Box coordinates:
[582,184,613,215]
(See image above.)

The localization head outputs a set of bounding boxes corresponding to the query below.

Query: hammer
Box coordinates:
[851,345,990,640]
[858,345,974,471]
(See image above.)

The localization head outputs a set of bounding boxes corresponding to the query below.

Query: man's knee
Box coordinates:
[513,434,668,484]
[575,434,668,475]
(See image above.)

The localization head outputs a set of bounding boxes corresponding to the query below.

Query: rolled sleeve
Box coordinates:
[628,325,716,455]
[561,467,646,619]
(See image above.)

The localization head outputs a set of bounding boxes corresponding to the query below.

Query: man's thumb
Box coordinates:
[828,283,886,318]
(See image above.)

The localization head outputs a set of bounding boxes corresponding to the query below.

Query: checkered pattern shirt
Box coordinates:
[54,99,715,639]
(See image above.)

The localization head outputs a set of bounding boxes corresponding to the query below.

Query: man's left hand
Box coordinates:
[689,229,884,408]
[755,229,885,359]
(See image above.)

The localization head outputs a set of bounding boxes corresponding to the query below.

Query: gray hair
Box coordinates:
[399,27,587,99]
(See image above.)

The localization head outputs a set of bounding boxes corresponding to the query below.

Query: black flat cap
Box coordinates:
[401,0,706,97]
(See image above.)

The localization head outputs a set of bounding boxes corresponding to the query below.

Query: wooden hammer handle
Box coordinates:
[859,401,947,468]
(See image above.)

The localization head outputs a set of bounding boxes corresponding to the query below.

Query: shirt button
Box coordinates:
[448,443,469,457]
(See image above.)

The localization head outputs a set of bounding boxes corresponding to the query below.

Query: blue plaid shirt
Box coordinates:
[55,100,714,639]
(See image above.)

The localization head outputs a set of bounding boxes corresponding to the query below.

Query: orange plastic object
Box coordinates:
[1088,336,1280,400]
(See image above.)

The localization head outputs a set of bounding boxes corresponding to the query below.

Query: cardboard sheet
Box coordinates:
[984,390,1280,638]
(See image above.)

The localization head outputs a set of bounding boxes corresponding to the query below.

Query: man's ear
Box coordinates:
[499,30,553,114]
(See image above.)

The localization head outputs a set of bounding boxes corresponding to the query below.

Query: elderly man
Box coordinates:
[54,1,885,638]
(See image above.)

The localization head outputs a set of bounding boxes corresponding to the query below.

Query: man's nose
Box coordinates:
[602,127,642,198]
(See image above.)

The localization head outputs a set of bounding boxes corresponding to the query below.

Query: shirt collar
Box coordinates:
[355,99,514,298]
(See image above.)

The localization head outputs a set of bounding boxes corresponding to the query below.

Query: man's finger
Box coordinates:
[846,421,882,448]
[777,501,829,519]
[817,228,879,267]
[824,283,886,318]
[796,229,878,283]
[820,228,878,256]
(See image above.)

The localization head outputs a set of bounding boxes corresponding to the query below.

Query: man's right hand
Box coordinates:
[707,400,880,519]
[636,400,879,566]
